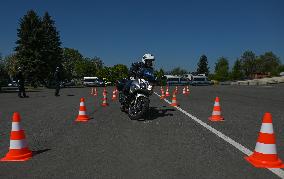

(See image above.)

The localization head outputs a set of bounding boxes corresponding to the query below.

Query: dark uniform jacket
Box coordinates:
[16,71,25,86]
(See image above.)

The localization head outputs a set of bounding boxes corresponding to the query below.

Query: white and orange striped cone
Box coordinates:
[165,86,170,97]
[208,97,224,121]
[103,87,107,95]
[75,98,90,122]
[115,87,118,96]
[175,86,178,94]
[93,87,98,96]
[170,91,178,107]
[112,89,117,101]
[101,91,109,107]
[160,89,165,99]
[186,85,190,95]
[245,113,284,168]
[182,87,186,95]
[1,112,32,162]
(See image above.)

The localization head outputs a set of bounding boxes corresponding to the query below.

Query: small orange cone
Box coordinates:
[75,98,90,122]
[112,89,117,101]
[1,112,32,162]
[245,113,284,168]
[208,97,224,121]
[115,87,118,96]
[93,88,98,96]
[160,89,165,99]
[170,91,178,107]
[103,87,107,94]
[182,87,186,95]
[101,90,109,107]
[175,86,178,94]
[91,88,94,95]
[186,86,190,95]
[165,86,170,97]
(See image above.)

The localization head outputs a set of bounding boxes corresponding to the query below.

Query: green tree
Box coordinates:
[278,65,284,74]
[154,68,166,85]
[230,59,244,80]
[258,52,281,76]
[3,54,20,78]
[0,54,10,87]
[15,10,45,86]
[62,48,84,79]
[41,12,63,81]
[214,57,229,81]
[74,58,98,78]
[240,50,257,78]
[170,67,187,76]
[197,55,209,76]
[96,67,112,81]
[111,64,129,82]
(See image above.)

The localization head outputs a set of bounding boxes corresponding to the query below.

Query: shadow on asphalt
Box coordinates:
[67,94,75,96]
[145,107,175,120]
[32,148,51,157]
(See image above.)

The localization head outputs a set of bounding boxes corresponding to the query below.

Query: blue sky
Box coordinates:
[0,0,284,72]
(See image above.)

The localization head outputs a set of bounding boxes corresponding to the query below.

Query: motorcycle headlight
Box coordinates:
[130,84,139,93]
[140,83,146,89]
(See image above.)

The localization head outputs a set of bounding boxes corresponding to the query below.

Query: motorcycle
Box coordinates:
[116,68,155,120]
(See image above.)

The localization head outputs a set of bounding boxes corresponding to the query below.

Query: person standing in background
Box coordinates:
[54,66,61,96]
[16,67,28,98]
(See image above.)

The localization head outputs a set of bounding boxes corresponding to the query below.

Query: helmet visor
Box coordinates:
[145,59,154,67]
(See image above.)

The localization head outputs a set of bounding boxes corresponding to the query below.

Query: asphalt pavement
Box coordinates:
[0,85,284,178]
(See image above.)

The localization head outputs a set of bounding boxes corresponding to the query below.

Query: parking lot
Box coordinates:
[0,85,284,178]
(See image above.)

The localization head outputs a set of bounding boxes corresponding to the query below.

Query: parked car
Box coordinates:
[83,77,105,87]
[166,77,190,86]
[190,76,212,86]
[61,80,76,88]
[8,81,18,87]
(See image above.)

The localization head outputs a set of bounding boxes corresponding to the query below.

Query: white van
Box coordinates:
[183,74,212,86]
[83,77,104,87]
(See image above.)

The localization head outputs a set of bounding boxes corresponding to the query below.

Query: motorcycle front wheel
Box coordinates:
[128,96,149,121]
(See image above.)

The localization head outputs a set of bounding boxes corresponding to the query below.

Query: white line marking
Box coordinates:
[154,92,284,179]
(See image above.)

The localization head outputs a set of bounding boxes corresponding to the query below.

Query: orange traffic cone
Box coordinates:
[1,112,32,162]
[182,87,186,95]
[186,85,190,95]
[165,86,170,97]
[75,98,90,122]
[93,88,98,96]
[101,91,109,107]
[160,89,165,99]
[245,113,284,168]
[170,91,178,107]
[91,88,94,95]
[114,87,118,95]
[175,86,178,94]
[208,97,224,121]
[112,89,117,101]
[103,87,107,94]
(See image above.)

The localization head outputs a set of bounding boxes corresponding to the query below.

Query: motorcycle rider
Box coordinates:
[120,53,156,111]
[129,53,155,79]
[123,53,155,93]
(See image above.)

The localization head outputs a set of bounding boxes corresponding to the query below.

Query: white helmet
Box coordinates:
[142,53,155,67]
